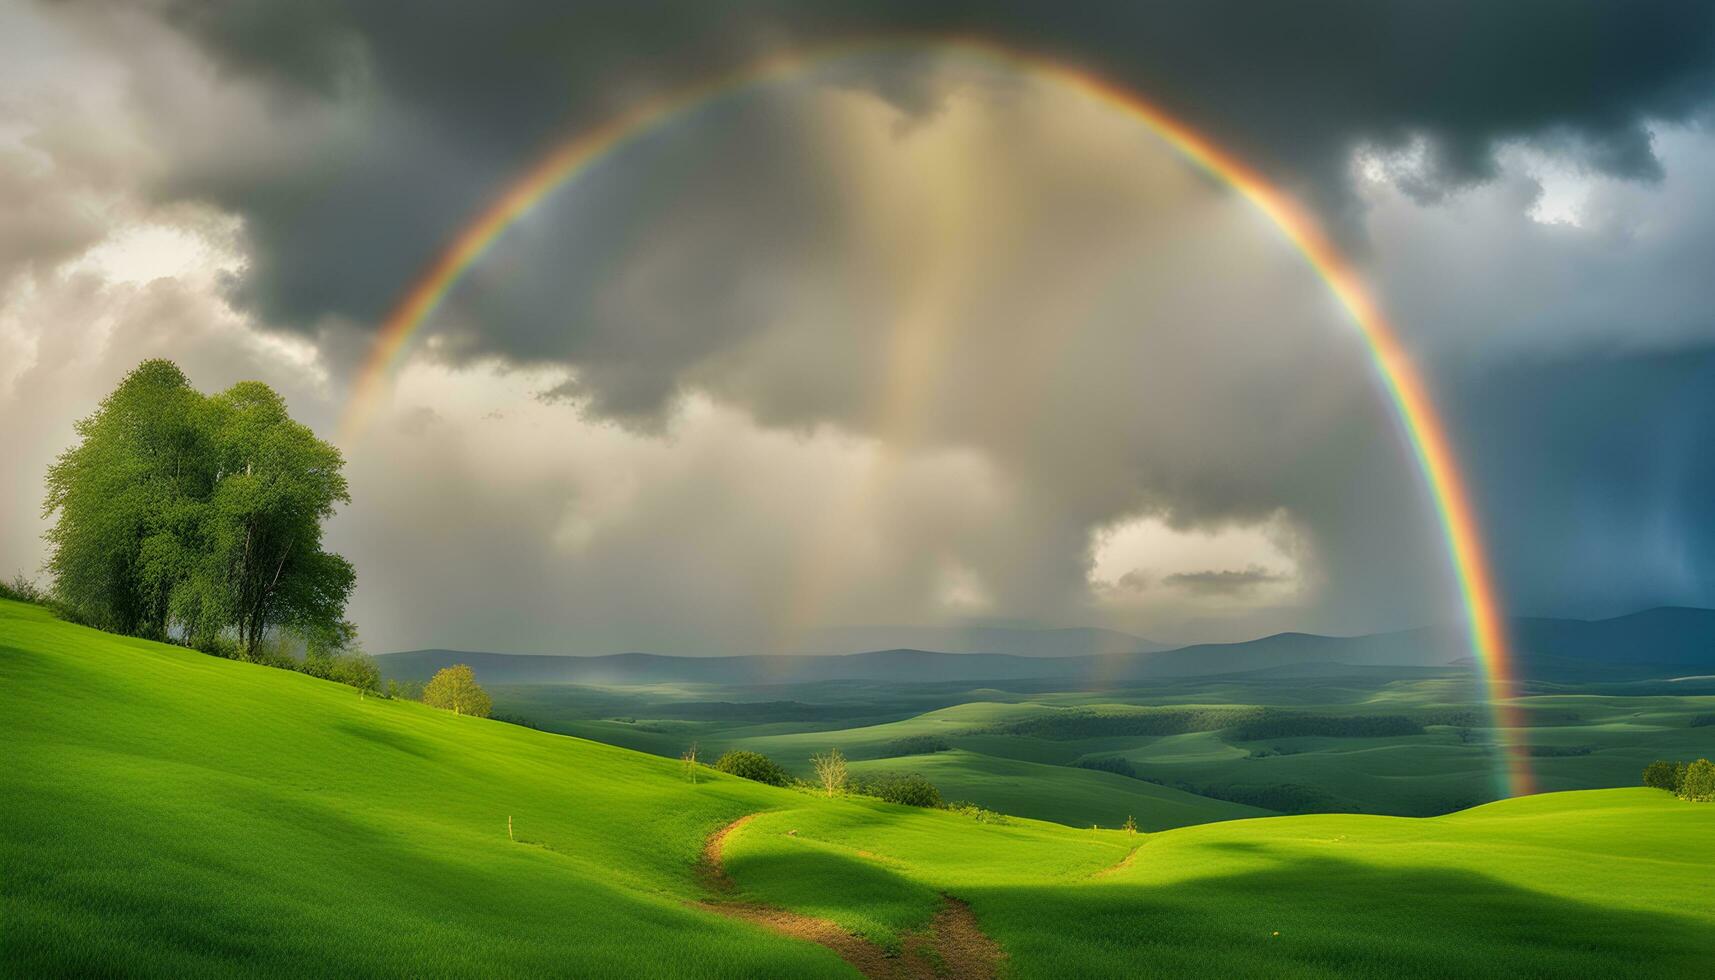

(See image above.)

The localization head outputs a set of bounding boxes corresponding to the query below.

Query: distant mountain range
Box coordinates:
[376,607,1715,687]
[804,625,1170,657]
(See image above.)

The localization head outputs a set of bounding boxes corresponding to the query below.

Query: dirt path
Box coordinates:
[1090,840,1147,879]
[697,815,1004,979]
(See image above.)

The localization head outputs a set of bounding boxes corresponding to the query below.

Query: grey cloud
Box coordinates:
[51,0,1715,338]
[1165,566,1289,596]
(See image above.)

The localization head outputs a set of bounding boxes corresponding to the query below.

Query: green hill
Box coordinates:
[4,598,1712,978]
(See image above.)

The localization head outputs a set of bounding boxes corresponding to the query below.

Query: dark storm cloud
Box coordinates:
[1448,347,1715,620]
[69,0,1715,342]
[1165,566,1289,596]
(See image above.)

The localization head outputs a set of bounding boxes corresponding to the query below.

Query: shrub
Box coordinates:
[1690,714,1715,729]
[0,574,48,604]
[1642,760,1681,792]
[1679,759,1715,802]
[713,750,791,787]
[855,771,943,808]
[946,801,1010,824]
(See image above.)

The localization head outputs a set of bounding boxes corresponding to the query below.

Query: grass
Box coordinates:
[487,671,1715,822]
[5,597,1714,978]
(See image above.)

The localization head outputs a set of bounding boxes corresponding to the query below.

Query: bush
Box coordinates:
[1689,714,1715,729]
[1642,760,1681,792]
[1639,762,1680,792]
[0,574,48,604]
[713,750,792,787]
[854,771,943,808]
[946,801,1010,824]
[1680,759,1715,802]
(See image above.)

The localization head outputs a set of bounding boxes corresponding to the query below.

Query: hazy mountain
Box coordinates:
[804,625,1169,657]
[377,607,1715,687]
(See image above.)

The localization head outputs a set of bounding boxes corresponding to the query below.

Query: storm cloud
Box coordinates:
[3,1,1715,654]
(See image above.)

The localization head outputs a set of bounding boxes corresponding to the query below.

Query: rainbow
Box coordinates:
[341,38,1534,797]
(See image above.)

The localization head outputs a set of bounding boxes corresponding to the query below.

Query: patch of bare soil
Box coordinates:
[696,815,1004,979]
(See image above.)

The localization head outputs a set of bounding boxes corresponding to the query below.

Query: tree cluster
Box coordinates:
[1643,759,1715,801]
[43,361,355,659]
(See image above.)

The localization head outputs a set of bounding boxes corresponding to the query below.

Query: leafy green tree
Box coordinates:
[713,750,791,786]
[1679,759,1715,802]
[42,361,354,656]
[423,665,492,717]
[190,382,353,655]
[44,360,212,638]
[1643,760,1682,792]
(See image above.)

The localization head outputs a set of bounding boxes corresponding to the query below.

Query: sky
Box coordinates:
[2,1,1713,655]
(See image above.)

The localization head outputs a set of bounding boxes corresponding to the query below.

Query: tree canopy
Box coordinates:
[44,360,354,656]
[423,665,492,717]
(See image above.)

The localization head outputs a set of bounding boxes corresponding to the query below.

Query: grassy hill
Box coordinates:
[5,597,1713,978]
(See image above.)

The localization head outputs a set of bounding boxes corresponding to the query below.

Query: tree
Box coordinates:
[1122,814,1139,836]
[681,742,701,784]
[1680,759,1715,802]
[1643,760,1682,793]
[44,360,212,638]
[713,750,791,786]
[423,665,492,717]
[191,381,354,656]
[811,748,848,797]
[42,360,354,655]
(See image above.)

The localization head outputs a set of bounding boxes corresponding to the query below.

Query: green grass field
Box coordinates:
[495,670,1715,824]
[6,597,1714,978]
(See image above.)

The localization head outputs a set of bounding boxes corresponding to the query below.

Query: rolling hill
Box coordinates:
[5,597,1713,978]
[378,607,1715,686]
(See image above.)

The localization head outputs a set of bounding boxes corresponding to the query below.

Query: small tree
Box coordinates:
[1679,758,1715,802]
[423,664,492,717]
[1122,814,1138,836]
[1643,760,1682,793]
[811,748,848,798]
[681,742,701,784]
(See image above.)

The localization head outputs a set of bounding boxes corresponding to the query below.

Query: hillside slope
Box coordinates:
[4,598,1712,978]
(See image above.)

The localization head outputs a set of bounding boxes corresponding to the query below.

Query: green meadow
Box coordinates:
[5,597,1714,978]
[482,670,1715,827]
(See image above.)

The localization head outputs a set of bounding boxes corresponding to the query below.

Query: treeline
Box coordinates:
[1228,714,1424,740]
[1642,759,1715,802]
[994,707,1263,739]
[877,735,953,757]
[38,360,356,661]
[994,707,1436,741]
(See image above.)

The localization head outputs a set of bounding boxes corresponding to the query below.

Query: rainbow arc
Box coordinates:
[341,39,1532,798]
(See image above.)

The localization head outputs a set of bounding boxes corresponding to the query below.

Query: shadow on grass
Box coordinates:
[726,833,1708,979]
[972,851,1708,979]
[334,719,435,759]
